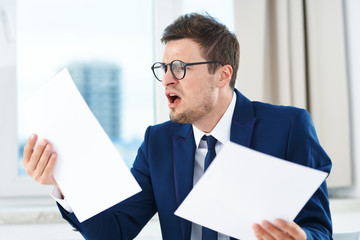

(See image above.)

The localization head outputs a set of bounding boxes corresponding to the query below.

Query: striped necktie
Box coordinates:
[202,135,218,240]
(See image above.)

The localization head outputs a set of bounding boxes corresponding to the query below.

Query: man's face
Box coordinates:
[162,38,217,124]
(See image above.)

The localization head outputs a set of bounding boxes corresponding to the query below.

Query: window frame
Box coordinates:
[0,0,51,198]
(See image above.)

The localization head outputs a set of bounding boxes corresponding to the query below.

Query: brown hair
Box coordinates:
[161,13,240,89]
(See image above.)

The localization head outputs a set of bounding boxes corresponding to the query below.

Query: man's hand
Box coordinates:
[252,219,307,240]
[23,134,58,186]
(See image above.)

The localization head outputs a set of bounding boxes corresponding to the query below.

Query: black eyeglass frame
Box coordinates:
[151,60,225,82]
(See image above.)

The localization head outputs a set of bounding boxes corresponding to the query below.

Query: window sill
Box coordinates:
[330,198,360,234]
[0,196,62,224]
[0,206,63,224]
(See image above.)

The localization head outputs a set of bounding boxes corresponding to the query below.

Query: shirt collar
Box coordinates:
[193,93,237,147]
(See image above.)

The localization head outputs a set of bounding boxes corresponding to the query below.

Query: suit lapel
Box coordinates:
[231,89,256,147]
[173,123,196,240]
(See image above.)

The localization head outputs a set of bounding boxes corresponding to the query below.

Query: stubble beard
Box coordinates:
[169,79,215,124]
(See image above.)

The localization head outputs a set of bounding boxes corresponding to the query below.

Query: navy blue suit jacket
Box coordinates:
[59,89,332,240]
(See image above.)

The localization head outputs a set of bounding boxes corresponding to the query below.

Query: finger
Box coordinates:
[42,152,58,185]
[33,143,53,182]
[23,134,38,166]
[260,220,291,240]
[252,224,264,240]
[274,219,306,239]
[252,223,275,240]
[26,139,48,175]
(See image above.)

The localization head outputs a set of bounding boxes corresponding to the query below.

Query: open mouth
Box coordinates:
[166,93,182,108]
[169,94,179,103]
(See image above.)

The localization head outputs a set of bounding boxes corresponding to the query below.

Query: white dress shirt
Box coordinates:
[191,93,236,240]
[52,93,237,240]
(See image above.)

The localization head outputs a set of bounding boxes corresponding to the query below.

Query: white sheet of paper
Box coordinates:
[24,69,141,222]
[175,141,327,240]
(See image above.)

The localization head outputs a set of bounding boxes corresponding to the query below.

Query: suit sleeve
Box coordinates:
[286,109,333,240]
[58,126,157,240]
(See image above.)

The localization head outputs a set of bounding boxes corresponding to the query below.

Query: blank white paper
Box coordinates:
[175,141,327,240]
[24,69,141,222]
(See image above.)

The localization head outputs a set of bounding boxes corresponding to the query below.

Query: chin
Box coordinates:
[169,110,188,124]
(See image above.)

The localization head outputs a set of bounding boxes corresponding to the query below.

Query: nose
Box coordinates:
[162,69,178,87]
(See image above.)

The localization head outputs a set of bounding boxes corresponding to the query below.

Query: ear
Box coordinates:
[216,64,233,88]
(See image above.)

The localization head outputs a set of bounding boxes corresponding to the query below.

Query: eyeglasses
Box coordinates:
[151,60,224,82]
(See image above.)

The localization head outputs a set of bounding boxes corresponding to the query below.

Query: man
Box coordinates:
[23,13,332,240]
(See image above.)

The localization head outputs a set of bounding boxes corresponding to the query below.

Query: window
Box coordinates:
[0,0,154,197]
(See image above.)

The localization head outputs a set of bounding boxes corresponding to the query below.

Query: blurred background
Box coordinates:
[0,0,359,239]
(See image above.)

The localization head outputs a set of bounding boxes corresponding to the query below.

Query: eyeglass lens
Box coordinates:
[152,60,185,81]
[170,61,185,80]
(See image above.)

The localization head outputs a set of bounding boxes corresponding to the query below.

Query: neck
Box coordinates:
[193,90,233,133]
